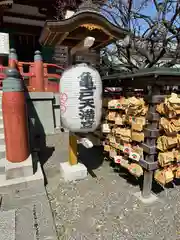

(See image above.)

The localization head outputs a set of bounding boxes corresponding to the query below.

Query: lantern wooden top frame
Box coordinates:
[39,9,129,50]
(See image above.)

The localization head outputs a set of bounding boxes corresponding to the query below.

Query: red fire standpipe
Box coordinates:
[2,68,30,162]
[33,50,44,92]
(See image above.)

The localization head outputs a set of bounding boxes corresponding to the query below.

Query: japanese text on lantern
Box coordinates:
[78,72,96,129]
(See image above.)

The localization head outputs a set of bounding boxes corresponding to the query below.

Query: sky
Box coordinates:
[102,0,178,33]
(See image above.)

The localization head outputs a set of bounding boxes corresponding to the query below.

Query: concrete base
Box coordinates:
[27,92,55,135]
[60,162,87,182]
[133,191,158,204]
[5,155,33,180]
[0,162,43,188]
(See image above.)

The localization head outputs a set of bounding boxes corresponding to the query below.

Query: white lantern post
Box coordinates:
[67,36,96,166]
[59,62,103,181]
[60,64,102,166]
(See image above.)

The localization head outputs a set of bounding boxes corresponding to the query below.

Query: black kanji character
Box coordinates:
[80,120,94,129]
[79,99,95,109]
[79,109,95,121]
[79,72,96,90]
[79,89,94,101]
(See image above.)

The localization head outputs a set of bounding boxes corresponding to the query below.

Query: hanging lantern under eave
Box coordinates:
[59,63,102,133]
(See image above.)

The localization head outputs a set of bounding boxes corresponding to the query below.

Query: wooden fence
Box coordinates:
[0,52,64,92]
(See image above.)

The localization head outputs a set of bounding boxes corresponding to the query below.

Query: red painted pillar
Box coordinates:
[29,63,34,91]
[2,68,30,162]
[43,63,48,92]
[8,48,18,68]
[18,62,23,75]
[32,51,44,92]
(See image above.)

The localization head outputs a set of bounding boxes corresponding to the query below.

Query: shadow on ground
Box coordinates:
[103,151,175,195]
[78,145,104,178]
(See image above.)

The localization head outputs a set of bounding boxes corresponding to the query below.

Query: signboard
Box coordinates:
[0,32,10,56]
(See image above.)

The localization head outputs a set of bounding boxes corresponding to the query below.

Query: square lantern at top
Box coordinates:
[0,32,10,56]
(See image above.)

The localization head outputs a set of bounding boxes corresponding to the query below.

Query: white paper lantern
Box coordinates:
[59,63,102,132]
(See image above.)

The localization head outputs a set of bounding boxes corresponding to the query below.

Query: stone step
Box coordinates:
[0,116,3,124]
[0,124,4,134]
[0,174,5,182]
[0,145,6,159]
[0,158,6,172]
[15,195,57,240]
[0,133,4,144]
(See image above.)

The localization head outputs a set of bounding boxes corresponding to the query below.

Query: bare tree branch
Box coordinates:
[101,0,180,73]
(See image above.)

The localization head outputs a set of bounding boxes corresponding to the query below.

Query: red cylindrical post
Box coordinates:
[33,50,44,91]
[2,68,30,162]
[8,48,18,68]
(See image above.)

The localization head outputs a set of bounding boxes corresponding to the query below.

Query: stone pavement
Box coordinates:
[1,131,180,240]
[43,133,180,240]
[0,210,15,240]
[0,157,57,240]
[1,192,57,240]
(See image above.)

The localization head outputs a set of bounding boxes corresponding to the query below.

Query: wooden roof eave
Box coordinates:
[39,11,129,46]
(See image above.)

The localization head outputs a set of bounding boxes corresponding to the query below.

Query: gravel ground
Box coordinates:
[42,132,180,240]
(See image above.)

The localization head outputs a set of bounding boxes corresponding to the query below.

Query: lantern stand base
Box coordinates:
[60,162,87,182]
[133,191,158,204]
